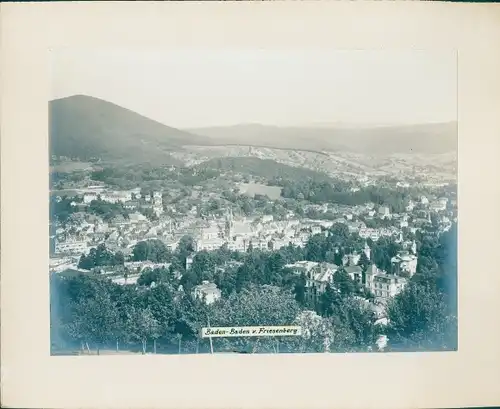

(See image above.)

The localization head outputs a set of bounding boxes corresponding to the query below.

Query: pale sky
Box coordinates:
[50,49,457,128]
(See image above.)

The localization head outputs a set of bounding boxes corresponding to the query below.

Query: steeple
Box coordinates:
[396,231,403,243]
[364,242,371,260]
[225,208,234,239]
[226,207,233,224]
[411,240,417,255]
[152,191,163,216]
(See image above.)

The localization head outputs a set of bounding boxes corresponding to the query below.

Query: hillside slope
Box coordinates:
[49,95,211,165]
[195,157,332,182]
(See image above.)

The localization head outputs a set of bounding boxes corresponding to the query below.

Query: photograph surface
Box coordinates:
[49,49,458,355]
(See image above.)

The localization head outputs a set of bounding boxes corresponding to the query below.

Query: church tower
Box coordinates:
[152,191,163,216]
[396,231,403,243]
[225,208,234,239]
[363,242,371,261]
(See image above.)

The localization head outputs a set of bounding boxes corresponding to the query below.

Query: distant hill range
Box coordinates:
[49,95,210,165]
[187,122,457,155]
[50,95,457,167]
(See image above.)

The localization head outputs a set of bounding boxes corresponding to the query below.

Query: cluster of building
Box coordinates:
[81,187,165,217]
[51,180,456,314]
[193,210,321,253]
[281,239,417,305]
[54,181,456,256]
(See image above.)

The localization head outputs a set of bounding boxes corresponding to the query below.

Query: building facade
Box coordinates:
[192,281,222,305]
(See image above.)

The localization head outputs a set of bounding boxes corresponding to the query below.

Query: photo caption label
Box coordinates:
[201,326,302,338]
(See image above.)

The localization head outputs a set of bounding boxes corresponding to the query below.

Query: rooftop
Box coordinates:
[344,265,362,274]
[194,281,220,293]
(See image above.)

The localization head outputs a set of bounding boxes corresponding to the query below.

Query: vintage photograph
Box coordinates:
[49,49,458,355]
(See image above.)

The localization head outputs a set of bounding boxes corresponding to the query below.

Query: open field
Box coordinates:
[237,182,283,200]
[50,189,80,197]
[50,161,94,173]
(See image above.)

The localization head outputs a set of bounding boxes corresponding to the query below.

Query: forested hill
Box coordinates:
[195,157,333,183]
[49,95,211,165]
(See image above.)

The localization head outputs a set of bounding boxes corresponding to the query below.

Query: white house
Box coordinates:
[378,206,390,217]
[192,281,222,305]
[285,261,339,298]
[99,191,132,204]
[406,201,415,212]
[311,225,322,235]
[129,212,147,223]
[342,253,361,267]
[49,257,77,273]
[261,215,274,223]
[365,265,407,303]
[54,238,88,255]
[83,192,99,204]
[344,265,363,283]
[201,223,222,240]
[194,237,225,252]
[391,251,418,277]
[111,273,141,286]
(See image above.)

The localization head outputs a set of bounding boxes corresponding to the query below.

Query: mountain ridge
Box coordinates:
[187,122,457,155]
[50,95,457,166]
[49,94,211,165]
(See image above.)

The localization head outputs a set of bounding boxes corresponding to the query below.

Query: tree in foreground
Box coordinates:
[127,306,161,354]
[335,297,378,349]
[209,285,301,353]
[293,310,356,353]
[66,292,120,355]
[385,282,457,351]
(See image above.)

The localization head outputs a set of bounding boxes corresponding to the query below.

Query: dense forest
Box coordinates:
[49,95,209,165]
[196,157,333,183]
[90,165,221,190]
[277,179,427,213]
[50,196,133,223]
